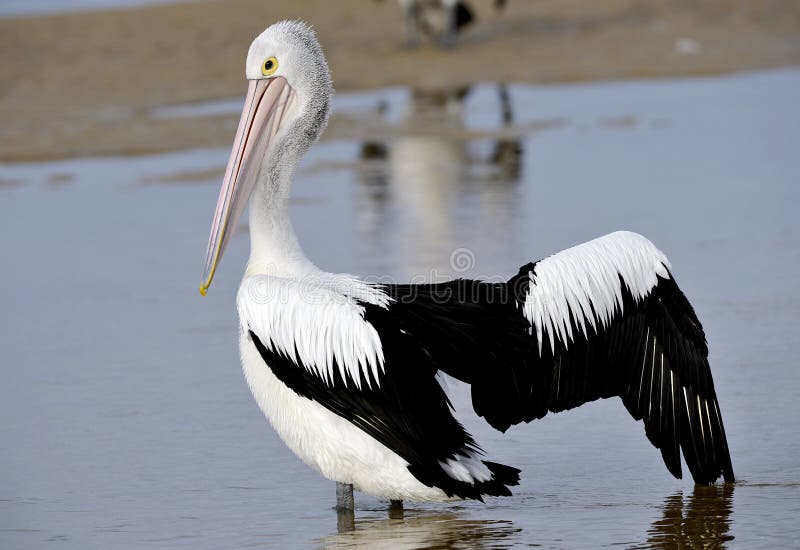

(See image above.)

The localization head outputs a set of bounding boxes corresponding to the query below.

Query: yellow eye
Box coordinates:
[262,56,278,76]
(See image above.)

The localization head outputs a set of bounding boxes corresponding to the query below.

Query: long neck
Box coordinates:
[245,171,319,279]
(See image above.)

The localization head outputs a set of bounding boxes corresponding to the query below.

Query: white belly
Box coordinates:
[239,332,449,501]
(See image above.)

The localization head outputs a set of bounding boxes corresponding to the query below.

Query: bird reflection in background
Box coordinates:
[356,84,523,278]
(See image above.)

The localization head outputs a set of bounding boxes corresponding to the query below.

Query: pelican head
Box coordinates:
[200,20,332,295]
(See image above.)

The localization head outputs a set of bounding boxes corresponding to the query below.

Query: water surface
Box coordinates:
[1,69,799,548]
[0,0,190,17]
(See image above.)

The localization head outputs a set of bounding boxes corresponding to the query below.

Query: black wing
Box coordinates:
[375,233,734,485]
[502,268,734,484]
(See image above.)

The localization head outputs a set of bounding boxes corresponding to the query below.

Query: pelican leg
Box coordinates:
[336,482,354,510]
[336,507,355,534]
[389,499,404,519]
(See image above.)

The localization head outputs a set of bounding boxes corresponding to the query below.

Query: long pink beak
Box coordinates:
[200,76,291,296]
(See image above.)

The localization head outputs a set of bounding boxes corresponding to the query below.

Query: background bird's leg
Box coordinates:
[439,0,458,48]
[498,83,512,124]
[336,482,354,510]
[489,83,523,181]
[401,0,420,48]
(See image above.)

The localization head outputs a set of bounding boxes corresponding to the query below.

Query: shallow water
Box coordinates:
[1,69,799,548]
[0,0,190,17]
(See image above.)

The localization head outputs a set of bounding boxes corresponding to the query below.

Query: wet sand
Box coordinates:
[1,0,799,161]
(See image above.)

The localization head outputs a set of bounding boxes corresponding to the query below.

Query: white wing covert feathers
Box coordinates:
[238,275,390,389]
[523,231,671,355]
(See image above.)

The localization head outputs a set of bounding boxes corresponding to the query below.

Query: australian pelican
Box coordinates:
[390,0,508,48]
[200,20,734,509]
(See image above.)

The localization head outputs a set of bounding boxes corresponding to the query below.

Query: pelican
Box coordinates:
[392,0,508,48]
[200,20,734,510]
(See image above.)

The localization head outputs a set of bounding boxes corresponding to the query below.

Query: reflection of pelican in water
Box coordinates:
[639,485,735,549]
[325,510,521,546]
[356,84,523,276]
[329,485,734,547]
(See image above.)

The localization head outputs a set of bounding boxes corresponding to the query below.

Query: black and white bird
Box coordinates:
[200,20,734,508]
[390,0,508,48]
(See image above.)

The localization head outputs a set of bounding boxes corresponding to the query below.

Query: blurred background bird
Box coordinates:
[380,0,508,47]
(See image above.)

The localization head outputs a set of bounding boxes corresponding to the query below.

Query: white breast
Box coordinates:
[237,280,450,501]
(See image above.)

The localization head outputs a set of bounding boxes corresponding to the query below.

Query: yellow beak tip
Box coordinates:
[199,284,208,297]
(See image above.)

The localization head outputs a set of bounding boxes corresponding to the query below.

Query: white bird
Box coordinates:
[200,20,734,509]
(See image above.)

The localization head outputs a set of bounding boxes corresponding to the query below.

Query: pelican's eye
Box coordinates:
[262,56,279,76]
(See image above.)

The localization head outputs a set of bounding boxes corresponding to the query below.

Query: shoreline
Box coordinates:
[1,0,798,161]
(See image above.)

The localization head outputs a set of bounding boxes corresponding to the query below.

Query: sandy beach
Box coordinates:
[1,0,798,161]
